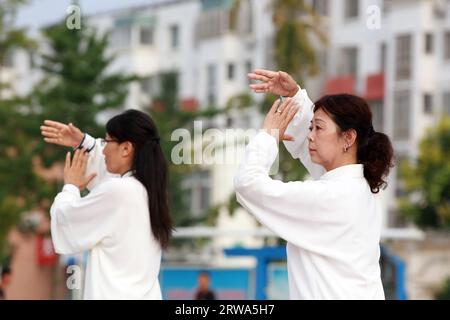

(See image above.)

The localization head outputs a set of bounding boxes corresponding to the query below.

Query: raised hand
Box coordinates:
[248,69,299,97]
[262,97,300,142]
[64,149,96,191]
[40,120,84,148]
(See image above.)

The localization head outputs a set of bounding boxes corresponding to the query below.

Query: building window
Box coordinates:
[425,33,434,54]
[395,34,412,80]
[3,50,14,68]
[423,93,433,115]
[227,63,235,80]
[380,43,387,71]
[344,0,359,19]
[226,116,234,127]
[382,0,392,14]
[245,60,253,85]
[395,154,409,199]
[338,47,358,76]
[29,51,37,69]
[207,64,217,106]
[195,9,230,41]
[182,170,211,217]
[140,27,154,45]
[312,0,329,16]
[170,25,179,49]
[445,32,450,60]
[140,76,159,98]
[264,36,276,70]
[111,27,131,48]
[393,90,410,140]
[443,92,450,115]
[370,100,384,132]
[237,0,253,34]
[318,50,328,74]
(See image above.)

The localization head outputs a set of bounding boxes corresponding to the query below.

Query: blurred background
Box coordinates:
[0,0,449,300]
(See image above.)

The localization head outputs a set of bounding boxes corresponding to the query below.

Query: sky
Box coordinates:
[15,0,164,30]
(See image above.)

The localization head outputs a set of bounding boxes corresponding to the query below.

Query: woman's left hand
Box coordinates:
[64,149,97,191]
[262,97,300,142]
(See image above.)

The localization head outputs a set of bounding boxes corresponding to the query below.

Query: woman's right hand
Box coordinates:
[40,120,84,148]
[248,69,299,97]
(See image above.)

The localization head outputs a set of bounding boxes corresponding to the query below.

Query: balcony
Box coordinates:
[364,72,385,101]
[323,75,355,95]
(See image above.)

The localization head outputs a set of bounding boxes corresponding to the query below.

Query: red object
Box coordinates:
[37,235,57,265]
[152,100,166,112]
[323,75,355,95]
[364,72,385,101]
[181,98,199,111]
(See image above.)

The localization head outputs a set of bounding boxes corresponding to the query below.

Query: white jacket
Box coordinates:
[234,88,385,300]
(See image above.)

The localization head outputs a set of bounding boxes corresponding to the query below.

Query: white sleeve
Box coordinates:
[234,131,347,251]
[50,181,121,255]
[79,133,117,191]
[283,87,326,180]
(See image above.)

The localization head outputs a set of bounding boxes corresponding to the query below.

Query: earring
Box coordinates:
[344,146,348,152]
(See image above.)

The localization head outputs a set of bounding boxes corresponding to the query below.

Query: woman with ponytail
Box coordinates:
[234,69,394,299]
[41,109,172,299]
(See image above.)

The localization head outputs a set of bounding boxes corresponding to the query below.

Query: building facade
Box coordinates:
[5,0,450,238]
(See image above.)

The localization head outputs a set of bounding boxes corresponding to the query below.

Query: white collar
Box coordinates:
[319,164,364,181]
[121,170,135,178]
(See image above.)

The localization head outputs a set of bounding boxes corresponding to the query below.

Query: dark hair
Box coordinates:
[106,109,173,248]
[1,261,11,278]
[198,270,211,278]
[313,94,394,194]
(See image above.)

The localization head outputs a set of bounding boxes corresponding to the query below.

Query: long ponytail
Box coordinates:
[357,130,394,193]
[134,139,172,248]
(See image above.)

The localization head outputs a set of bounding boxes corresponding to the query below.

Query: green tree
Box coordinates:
[34,18,136,160]
[33,17,137,201]
[0,0,36,94]
[204,0,327,225]
[0,10,136,258]
[148,71,227,227]
[269,0,327,181]
[32,15,139,179]
[436,277,450,300]
[231,0,325,81]
[233,0,326,181]
[398,117,450,229]
[0,0,37,259]
[271,0,326,82]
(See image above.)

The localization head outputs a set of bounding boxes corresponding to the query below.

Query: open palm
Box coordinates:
[40,120,84,148]
[248,69,299,97]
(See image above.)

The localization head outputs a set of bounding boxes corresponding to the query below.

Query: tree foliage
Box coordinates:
[399,117,450,229]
